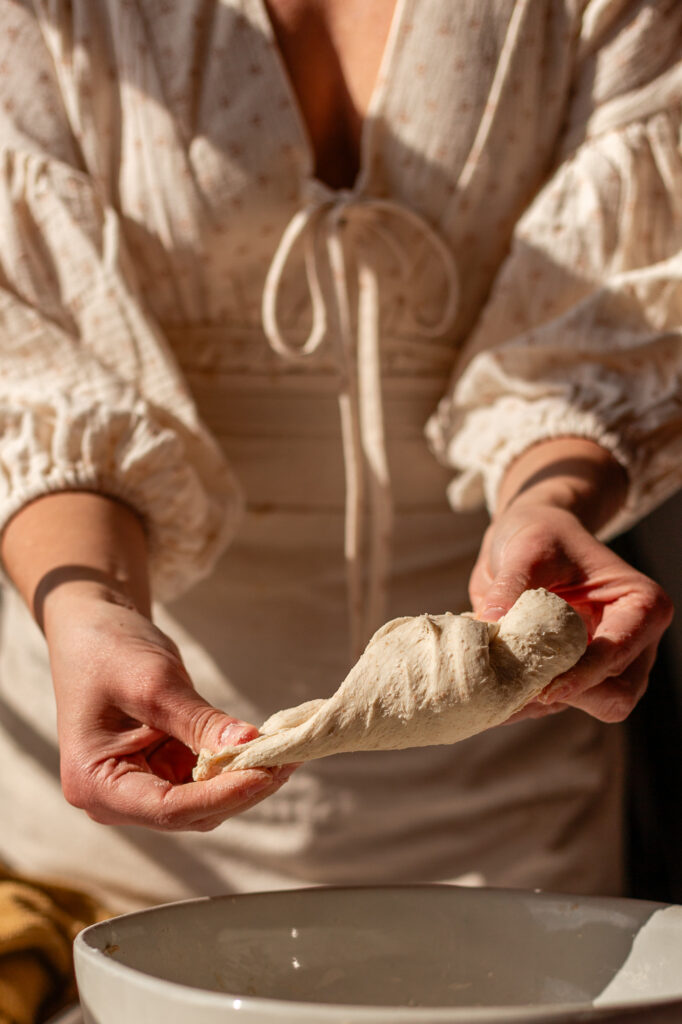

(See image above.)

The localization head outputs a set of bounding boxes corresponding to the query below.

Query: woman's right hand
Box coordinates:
[44,584,292,831]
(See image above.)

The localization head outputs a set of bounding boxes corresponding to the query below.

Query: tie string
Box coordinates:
[262,187,459,659]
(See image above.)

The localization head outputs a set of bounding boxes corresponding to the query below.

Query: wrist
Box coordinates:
[2,491,151,630]
[496,438,628,533]
[42,573,145,646]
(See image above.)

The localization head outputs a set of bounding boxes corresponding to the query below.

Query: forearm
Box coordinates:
[495,437,629,533]
[0,492,151,631]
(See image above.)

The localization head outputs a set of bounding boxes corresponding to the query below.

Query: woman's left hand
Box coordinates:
[469,501,673,723]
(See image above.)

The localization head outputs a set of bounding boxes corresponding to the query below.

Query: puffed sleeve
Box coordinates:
[426,0,682,539]
[0,3,243,600]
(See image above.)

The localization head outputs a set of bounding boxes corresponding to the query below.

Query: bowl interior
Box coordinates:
[75,885,682,1013]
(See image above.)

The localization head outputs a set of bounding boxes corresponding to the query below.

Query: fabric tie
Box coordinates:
[262,183,459,659]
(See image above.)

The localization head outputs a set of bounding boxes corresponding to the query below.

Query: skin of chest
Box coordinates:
[263,0,396,187]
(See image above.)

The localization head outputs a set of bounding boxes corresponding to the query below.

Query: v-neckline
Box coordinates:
[254,0,408,197]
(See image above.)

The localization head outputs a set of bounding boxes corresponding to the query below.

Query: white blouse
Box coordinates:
[0,0,679,610]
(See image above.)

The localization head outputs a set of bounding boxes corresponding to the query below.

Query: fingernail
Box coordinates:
[220,723,258,747]
[539,684,569,704]
[273,763,300,782]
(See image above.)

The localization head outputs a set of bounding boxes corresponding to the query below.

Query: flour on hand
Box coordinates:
[193,589,587,778]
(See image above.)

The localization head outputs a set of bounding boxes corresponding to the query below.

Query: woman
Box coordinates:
[0,0,679,911]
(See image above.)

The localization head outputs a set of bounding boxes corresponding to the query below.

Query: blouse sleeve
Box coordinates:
[426,0,682,539]
[0,4,243,601]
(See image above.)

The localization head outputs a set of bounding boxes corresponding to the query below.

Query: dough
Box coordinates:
[194,588,587,779]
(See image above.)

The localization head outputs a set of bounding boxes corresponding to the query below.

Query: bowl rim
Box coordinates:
[74,884,682,1022]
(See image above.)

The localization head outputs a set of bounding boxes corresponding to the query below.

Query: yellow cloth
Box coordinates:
[0,867,110,1024]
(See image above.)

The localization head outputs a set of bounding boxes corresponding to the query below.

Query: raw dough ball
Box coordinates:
[194,588,587,778]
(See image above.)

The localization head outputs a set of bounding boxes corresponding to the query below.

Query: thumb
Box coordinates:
[145,678,260,756]
[476,568,530,622]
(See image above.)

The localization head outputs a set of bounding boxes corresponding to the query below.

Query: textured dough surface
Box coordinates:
[194,589,587,778]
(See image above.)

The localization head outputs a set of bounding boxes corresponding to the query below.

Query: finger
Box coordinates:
[86,764,279,829]
[476,567,531,622]
[503,700,568,725]
[145,745,301,787]
[184,764,302,831]
[130,678,260,756]
[269,762,301,781]
[185,778,293,832]
[539,588,671,703]
[150,772,292,832]
[559,645,657,723]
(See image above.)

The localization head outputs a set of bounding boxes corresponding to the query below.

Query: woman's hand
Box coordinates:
[1,492,294,831]
[469,440,673,723]
[44,586,292,831]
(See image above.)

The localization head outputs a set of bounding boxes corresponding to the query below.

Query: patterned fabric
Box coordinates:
[0,0,679,598]
[0,0,679,910]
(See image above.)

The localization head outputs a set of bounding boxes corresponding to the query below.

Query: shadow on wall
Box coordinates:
[612,488,682,904]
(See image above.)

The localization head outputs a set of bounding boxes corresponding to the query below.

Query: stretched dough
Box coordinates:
[194,589,587,779]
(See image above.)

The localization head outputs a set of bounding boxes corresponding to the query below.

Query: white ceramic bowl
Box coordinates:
[74,885,682,1023]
